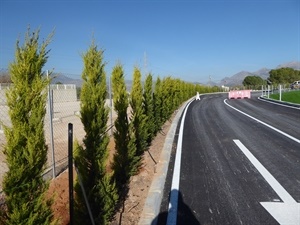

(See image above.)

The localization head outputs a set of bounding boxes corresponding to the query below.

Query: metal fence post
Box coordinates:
[271,85,273,95]
[279,84,282,101]
[68,123,74,225]
[47,70,56,178]
[109,76,113,136]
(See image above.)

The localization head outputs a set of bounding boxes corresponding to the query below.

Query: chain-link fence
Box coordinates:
[0,84,86,191]
[261,84,295,99]
[43,84,85,180]
[0,83,10,191]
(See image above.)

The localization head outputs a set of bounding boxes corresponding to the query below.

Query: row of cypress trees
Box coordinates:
[73,43,206,224]
[0,28,218,224]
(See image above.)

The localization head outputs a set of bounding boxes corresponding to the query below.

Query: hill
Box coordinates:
[217,61,300,87]
[276,61,300,70]
[220,71,255,87]
[51,73,82,87]
[30,61,300,88]
[51,73,133,91]
[2,61,299,88]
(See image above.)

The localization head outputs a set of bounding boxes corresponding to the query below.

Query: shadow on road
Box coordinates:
[154,189,201,225]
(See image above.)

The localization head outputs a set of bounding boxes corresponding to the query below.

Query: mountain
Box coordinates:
[217,61,300,87]
[51,73,82,87]
[24,61,300,88]
[252,68,270,79]
[50,73,133,91]
[276,61,300,70]
[219,71,255,86]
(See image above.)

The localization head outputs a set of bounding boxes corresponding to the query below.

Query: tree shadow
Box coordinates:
[154,189,201,225]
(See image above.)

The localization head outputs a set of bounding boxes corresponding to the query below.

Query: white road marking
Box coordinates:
[234,139,300,225]
[224,99,300,144]
[166,100,193,225]
[258,97,300,110]
[233,139,295,204]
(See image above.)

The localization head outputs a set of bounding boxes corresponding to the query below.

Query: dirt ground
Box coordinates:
[47,117,173,225]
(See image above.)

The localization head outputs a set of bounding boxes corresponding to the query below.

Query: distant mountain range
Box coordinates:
[51,73,134,90]
[216,61,300,87]
[51,73,83,87]
[2,61,299,88]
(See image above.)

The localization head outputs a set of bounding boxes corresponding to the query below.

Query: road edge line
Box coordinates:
[138,98,194,225]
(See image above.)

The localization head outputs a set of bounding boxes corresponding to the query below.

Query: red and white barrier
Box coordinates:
[228,90,251,99]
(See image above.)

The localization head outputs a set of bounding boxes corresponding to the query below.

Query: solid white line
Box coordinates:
[166,100,194,225]
[258,97,300,110]
[224,99,300,144]
[233,139,296,204]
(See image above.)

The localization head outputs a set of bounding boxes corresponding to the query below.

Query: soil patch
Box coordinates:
[47,117,173,225]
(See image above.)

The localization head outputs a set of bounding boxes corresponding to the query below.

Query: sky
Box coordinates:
[0,0,299,84]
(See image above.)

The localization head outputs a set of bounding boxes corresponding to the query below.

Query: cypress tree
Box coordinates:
[173,79,182,109]
[111,63,138,190]
[2,28,55,225]
[153,77,162,134]
[74,41,117,225]
[161,77,175,121]
[143,73,155,145]
[130,67,148,168]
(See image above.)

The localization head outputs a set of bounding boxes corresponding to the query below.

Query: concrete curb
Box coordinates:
[138,99,192,225]
[259,96,300,108]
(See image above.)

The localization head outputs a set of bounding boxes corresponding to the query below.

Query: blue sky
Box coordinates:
[0,0,299,83]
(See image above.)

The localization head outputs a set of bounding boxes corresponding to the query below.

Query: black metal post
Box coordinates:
[68,123,74,225]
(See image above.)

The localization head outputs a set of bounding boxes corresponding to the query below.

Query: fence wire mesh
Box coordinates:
[261,84,295,98]
[0,83,10,191]
[0,84,87,191]
[44,84,85,179]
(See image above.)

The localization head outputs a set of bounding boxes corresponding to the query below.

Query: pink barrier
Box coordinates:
[228,90,251,99]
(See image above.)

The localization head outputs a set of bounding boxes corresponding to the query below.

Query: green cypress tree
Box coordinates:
[161,77,176,121]
[153,77,163,134]
[74,41,117,225]
[173,79,182,109]
[143,73,155,145]
[2,28,55,225]
[111,63,138,190]
[130,67,148,168]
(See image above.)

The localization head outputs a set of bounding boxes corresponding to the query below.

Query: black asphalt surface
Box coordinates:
[157,93,300,225]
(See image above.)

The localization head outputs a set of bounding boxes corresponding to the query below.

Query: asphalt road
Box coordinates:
[157,93,300,225]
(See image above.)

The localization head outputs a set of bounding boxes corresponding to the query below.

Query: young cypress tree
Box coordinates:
[2,28,55,224]
[143,73,155,145]
[74,41,117,225]
[111,63,138,192]
[161,77,175,121]
[130,67,148,168]
[153,77,163,134]
[173,79,182,109]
